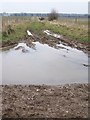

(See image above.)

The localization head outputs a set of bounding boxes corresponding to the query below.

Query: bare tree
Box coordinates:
[48,9,59,21]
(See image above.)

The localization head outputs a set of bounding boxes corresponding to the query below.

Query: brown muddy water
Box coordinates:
[0,41,89,85]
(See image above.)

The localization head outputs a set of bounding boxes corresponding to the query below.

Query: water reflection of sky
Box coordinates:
[0,42,88,85]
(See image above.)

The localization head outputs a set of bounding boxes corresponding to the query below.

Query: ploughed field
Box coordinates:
[1,84,89,118]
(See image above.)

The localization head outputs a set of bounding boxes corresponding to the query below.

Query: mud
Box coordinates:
[43,30,89,54]
[0,30,89,119]
[1,30,90,55]
[1,84,89,118]
[26,30,89,55]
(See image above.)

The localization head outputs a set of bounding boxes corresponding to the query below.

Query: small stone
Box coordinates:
[36,89,39,92]
[66,111,69,113]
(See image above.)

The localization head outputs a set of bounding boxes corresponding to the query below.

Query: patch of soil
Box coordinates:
[1,84,89,118]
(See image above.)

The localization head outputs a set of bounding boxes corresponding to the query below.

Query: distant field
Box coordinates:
[0,16,88,44]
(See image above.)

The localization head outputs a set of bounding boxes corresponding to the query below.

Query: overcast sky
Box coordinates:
[0,0,89,14]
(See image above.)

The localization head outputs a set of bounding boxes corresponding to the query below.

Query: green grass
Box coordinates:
[1,16,89,44]
[44,22,88,43]
[2,23,29,43]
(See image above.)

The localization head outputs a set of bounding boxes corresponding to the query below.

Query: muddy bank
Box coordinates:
[43,30,89,54]
[58,36,90,55]
[1,30,90,55]
[0,41,18,51]
[1,84,89,118]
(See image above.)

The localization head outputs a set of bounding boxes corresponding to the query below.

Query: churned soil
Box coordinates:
[0,84,89,118]
[1,31,90,55]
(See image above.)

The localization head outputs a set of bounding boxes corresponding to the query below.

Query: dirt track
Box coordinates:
[0,84,89,118]
[1,30,90,56]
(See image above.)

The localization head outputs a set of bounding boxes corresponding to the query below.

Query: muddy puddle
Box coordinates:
[0,40,89,85]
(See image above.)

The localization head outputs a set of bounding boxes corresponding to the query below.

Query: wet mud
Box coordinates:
[1,84,89,118]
